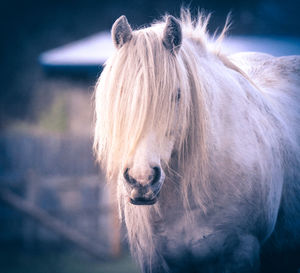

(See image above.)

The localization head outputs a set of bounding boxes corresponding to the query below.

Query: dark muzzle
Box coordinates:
[123,167,162,205]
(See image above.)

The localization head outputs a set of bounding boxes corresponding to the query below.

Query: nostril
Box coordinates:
[148,174,154,181]
[150,166,161,186]
[123,168,137,185]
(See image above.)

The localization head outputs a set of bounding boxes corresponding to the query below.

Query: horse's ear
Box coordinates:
[162,16,182,54]
[111,15,133,49]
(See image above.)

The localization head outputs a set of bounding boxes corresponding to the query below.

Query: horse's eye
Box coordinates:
[176,89,181,102]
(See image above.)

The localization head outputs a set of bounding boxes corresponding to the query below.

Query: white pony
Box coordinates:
[94,10,300,273]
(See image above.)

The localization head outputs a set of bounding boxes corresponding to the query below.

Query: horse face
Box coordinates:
[110,15,183,205]
[122,131,175,205]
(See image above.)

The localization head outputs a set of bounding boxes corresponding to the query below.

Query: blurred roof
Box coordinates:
[39,32,300,75]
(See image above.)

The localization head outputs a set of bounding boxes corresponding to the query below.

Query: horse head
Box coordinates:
[110,15,183,205]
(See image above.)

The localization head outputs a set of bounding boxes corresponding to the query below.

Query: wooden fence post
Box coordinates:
[23,169,38,249]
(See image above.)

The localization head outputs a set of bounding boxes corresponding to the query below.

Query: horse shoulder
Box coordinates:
[228,52,300,90]
[274,55,300,77]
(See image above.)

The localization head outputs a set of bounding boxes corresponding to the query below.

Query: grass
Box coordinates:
[0,248,140,273]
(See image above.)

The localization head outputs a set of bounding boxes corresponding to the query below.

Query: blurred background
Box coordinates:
[0,0,299,272]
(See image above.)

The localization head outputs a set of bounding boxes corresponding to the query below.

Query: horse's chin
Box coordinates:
[129,197,157,205]
[128,192,160,206]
